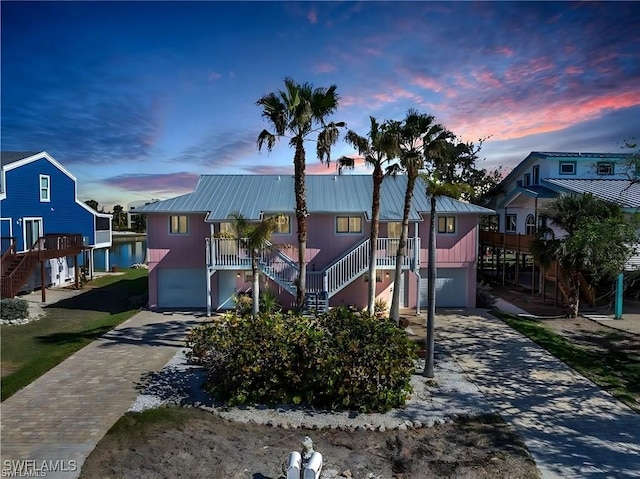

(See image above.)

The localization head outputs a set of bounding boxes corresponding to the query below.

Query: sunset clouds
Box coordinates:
[1,1,638,207]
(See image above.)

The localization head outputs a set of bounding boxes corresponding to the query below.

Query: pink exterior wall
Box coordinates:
[148,211,480,311]
[147,213,210,308]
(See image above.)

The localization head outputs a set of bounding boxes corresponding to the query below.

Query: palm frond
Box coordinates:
[257,129,277,152]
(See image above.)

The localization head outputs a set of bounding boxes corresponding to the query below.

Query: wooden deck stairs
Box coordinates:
[1,234,84,299]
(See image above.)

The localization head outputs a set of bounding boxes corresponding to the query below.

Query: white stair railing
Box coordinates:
[206,236,418,299]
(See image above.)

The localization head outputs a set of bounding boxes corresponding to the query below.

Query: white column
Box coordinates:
[104,249,110,272]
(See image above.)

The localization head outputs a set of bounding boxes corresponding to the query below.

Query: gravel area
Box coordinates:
[129,345,494,431]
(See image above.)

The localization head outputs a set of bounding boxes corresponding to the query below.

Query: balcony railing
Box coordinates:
[480,231,536,252]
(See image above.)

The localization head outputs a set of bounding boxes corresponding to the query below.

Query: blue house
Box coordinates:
[0,151,112,298]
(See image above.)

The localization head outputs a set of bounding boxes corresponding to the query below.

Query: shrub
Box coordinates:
[476,282,497,309]
[259,288,281,314]
[186,307,417,412]
[0,298,29,321]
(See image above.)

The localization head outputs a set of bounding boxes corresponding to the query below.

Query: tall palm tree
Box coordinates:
[257,78,344,311]
[422,177,470,378]
[388,110,452,323]
[337,117,400,313]
[229,212,283,317]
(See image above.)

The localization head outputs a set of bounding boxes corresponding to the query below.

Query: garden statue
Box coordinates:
[286,436,323,479]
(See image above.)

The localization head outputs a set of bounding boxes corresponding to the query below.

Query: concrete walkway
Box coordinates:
[0,310,203,479]
[437,310,640,478]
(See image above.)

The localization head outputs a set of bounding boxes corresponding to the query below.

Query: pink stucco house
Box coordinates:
[137,175,493,314]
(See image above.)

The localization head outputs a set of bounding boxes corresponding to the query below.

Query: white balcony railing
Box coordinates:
[206,236,419,297]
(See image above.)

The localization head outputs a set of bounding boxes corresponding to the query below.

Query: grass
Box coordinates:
[1,268,148,401]
[493,310,640,413]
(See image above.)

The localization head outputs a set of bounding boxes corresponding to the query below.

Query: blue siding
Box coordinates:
[0,156,96,251]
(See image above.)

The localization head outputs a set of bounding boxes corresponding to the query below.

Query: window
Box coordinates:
[559,161,576,175]
[363,270,383,283]
[387,222,402,238]
[506,214,517,233]
[39,175,50,202]
[516,180,523,187]
[525,214,536,235]
[532,165,540,185]
[523,173,531,186]
[336,216,362,234]
[268,215,290,234]
[437,216,456,234]
[169,215,188,234]
[597,162,614,175]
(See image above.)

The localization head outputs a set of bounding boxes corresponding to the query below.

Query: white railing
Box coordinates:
[206,236,418,296]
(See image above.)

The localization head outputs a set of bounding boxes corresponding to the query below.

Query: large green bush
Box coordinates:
[186,307,416,412]
[1,298,29,321]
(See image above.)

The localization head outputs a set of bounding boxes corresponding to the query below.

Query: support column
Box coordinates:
[615,272,624,319]
[40,261,46,303]
[104,248,110,272]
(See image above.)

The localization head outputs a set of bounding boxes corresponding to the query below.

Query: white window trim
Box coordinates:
[169,215,189,235]
[596,162,614,175]
[559,161,576,175]
[39,174,51,202]
[335,215,362,235]
[506,214,517,233]
[22,216,43,252]
[437,216,456,235]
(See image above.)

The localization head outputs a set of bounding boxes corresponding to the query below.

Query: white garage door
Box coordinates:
[419,268,467,308]
[157,267,207,309]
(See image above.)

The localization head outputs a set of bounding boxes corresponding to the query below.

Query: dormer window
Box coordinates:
[523,173,531,186]
[39,175,50,202]
[597,162,614,175]
[559,161,576,175]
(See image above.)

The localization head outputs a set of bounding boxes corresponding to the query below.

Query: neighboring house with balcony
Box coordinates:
[136,174,494,315]
[481,151,640,290]
[0,151,112,298]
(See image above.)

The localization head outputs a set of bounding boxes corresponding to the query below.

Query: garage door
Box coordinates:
[157,267,207,309]
[419,268,467,308]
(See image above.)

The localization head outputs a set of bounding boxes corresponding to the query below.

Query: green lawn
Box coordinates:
[493,311,640,413]
[1,269,148,400]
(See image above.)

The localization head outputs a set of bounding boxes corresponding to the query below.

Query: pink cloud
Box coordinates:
[447,90,640,142]
[102,172,200,196]
[314,62,336,74]
[565,66,584,74]
[307,7,317,24]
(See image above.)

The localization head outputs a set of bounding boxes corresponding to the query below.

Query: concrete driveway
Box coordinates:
[436,309,640,478]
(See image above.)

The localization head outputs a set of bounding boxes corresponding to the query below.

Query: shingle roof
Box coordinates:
[0,151,41,167]
[137,175,495,220]
[544,178,640,209]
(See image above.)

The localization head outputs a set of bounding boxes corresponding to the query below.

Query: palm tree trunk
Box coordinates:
[367,167,384,314]
[294,140,308,312]
[566,273,580,318]
[425,195,437,378]
[391,172,416,323]
[252,253,259,317]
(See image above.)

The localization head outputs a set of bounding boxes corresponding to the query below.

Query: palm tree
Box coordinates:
[229,212,283,317]
[257,78,344,311]
[422,177,470,378]
[388,110,452,323]
[337,117,400,313]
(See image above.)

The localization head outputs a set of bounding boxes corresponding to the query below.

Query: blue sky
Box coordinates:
[2,1,639,210]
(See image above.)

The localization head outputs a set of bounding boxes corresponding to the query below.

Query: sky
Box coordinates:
[2,1,639,210]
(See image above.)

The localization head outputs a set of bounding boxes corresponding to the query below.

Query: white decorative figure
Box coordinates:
[286,451,302,479]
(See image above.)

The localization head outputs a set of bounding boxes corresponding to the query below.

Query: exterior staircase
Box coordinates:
[207,236,419,314]
[1,234,84,298]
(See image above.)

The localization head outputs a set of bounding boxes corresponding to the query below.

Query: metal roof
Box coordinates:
[1,151,41,168]
[544,178,640,209]
[489,151,636,196]
[137,175,495,220]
